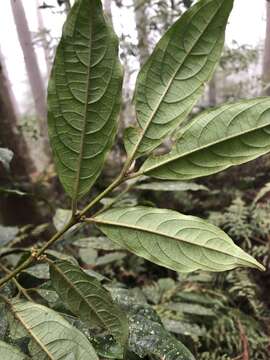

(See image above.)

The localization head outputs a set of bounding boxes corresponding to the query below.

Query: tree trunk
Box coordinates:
[0,58,42,225]
[36,0,51,78]
[10,0,49,160]
[263,0,270,95]
[0,47,19,117]
[134,0,150,67]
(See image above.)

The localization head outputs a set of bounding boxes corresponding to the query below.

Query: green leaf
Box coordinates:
[0,147,13,171]
[49,260,128,350]
[125,0,234,158]
[94,207,264,273]
[0,340,29,360]
[48,0,122,200]
[6,300,98,360]
[141,98,270,179]
[135,180,208,192]
[129,313,195,360]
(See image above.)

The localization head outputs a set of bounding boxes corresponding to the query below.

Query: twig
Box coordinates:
[0,263,33,301]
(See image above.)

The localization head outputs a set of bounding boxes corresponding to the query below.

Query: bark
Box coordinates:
[36,0,51,78]
[263,1,270,95]
[0,58,42,225]
[0,47,19,117]
[10,0,48,143]
[134,0,150,67]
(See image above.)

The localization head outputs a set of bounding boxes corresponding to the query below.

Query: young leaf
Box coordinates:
[125,0,234,158]
[140,98,270,179]
[49,260,128,350]
[5,300,98,360]
[94,207,264,273]
[0,340,29,360]
[48,0,122,200]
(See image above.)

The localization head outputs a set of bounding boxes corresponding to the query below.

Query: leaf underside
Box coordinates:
[125,0,234,158]
[95,207,264,273]
[50,260,128,350]
[6,300,98,360]
[141,98,270,179]
[48,0,122,199]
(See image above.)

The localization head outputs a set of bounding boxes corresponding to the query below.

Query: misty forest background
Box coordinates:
[1,0,270,358]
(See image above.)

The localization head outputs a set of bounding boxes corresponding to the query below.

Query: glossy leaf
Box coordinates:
[125,0,234,158]
[129,313,195,360]
[140,98,270,180]
[94,207,264,273]
[0,341,29,360]
[50,260,128,350]
[48,0,122,199]
[6,300,98,360]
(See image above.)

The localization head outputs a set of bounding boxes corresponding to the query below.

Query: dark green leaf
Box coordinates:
[49,260,128,350]
[125,0,234,158]
[141,98,270,180]
[48,0,122,199]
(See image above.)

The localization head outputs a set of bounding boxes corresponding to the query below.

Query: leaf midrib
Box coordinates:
[51,263,113,333]
[10,303,55,360]
[131,0,226,158]
[73,1,94,200]
[93,217,261,268]
[142,100,270,174]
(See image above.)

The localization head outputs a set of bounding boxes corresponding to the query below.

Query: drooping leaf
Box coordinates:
[5,300,98,360]
[125,0,234,158]
[0,147,13,171]
[135,181,208,192]
[49,260,128,350]
[0,340,29,360]
[94,207,264,273]
[48,0,122,200]
[140,98,270,180]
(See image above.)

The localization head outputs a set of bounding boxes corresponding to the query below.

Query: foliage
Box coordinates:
[1,0,270,359]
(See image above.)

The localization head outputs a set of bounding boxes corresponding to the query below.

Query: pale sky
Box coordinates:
[0,0,267,113]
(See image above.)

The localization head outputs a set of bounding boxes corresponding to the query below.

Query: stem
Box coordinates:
[0,217,75,289]
[0,263,33,301]
[79,174,125,217]
[0,160,141,289]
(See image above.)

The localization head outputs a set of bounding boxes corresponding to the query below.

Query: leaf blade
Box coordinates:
[6,300,98,360]
[141,98,270,179]
[0,341,29,360]
[94,207,264,273]
[126,0,234,158]
[48,0,122,199]
[49,260,128,350]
